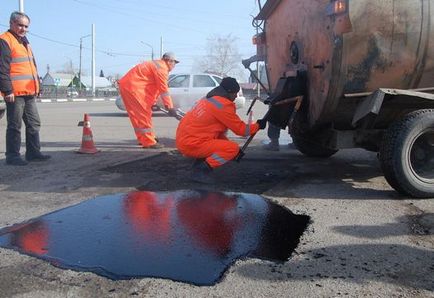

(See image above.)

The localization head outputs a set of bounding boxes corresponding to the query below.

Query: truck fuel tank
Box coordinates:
[258,0,434,127]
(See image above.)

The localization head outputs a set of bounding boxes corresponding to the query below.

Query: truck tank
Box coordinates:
[258,0,434,128]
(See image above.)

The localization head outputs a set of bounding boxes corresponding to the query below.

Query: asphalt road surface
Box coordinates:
[0,100,433,297]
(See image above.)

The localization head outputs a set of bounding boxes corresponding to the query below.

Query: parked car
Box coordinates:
[66,88,79,98]
[115,73,246,112]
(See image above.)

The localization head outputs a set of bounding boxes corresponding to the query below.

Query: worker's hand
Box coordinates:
[4,93,15,103]
[168,108,178,118]
[256,118,267,130]
[264,97,272,105]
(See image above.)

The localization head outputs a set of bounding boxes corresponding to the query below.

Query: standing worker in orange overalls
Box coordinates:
[118,52,179,149]
[176,77,267,183]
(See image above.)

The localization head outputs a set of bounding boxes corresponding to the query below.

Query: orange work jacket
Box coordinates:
[0,31,39,96]
[118,59,173,108]
[176,95,259,147]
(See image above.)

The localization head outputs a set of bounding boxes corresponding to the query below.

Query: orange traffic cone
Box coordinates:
[76,113,100,154]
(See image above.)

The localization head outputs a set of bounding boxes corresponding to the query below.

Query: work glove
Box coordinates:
[256,118,267,130]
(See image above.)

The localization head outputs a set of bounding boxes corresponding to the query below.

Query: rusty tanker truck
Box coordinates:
[244,0,434,197]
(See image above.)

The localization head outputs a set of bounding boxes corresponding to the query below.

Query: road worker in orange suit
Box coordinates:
[118,52,179,149]
[176,77,267,183]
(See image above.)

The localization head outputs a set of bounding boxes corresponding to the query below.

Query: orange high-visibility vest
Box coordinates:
[0,31,39,96]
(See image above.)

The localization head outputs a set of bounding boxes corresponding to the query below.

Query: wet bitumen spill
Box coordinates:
[0,190,310,286]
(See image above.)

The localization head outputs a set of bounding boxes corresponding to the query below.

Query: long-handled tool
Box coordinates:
[157,106,185,120]
[246,96,260,116]
[235,96,303,162]
[235,107,271,162]
[242,56,270,96]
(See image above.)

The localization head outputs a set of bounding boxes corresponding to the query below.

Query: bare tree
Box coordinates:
[59,59,76,74]
[195,34,244,80]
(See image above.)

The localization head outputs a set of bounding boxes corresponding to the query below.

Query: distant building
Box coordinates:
[40,71,117,98]
[41,72,76,88]
[79,76,113,90]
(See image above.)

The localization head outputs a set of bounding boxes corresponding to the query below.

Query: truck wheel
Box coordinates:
[379,109,434,198]
[292,134,338,157]
[291,112,338,158]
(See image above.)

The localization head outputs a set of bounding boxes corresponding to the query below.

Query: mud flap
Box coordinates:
[265,73,306,129]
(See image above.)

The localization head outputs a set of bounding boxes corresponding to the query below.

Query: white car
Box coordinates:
[66,88,79,98]
[115,73,246,112]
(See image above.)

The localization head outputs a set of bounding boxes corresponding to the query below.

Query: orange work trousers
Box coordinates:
[179,138,240,168]
[119,88,156,147]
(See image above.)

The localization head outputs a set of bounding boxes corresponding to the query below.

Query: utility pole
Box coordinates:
[18,0,24,12]
[140,41,154,60]
[79,38,83,91]
[256,26,260,98]
[91,24,96,97]
[79,33,91,92]
[160,36,164,57]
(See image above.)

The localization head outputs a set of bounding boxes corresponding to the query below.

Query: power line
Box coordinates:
[0,22,253,61]
[70,0,210,35]
[73,0,251,26]
[0,23,144,58]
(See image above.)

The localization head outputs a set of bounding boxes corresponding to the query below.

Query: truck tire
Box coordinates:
[291,112,338,158]
[379,109,434,198]
[292,134,338,157]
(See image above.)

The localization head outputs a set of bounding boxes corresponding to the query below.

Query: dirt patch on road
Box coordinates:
[101,150,296,194]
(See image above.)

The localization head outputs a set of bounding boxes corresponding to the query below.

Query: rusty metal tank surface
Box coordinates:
[261,0,434,126]
[0,190,310,286]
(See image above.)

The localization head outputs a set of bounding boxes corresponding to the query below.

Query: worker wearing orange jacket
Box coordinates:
[118,52,179,149]
[176,77,267,183]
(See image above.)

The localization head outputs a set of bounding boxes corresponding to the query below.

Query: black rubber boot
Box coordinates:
[191,160,215,184]
[263,139,279,151]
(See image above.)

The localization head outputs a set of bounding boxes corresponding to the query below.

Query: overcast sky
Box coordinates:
[0,0,261,80]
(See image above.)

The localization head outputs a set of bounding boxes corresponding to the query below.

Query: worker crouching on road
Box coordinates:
[176,77,267,184]
[118,52,179,149]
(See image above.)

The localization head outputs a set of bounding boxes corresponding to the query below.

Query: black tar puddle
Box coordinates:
[0,190,310,286]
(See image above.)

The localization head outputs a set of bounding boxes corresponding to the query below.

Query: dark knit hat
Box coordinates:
[220,77,240,93]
